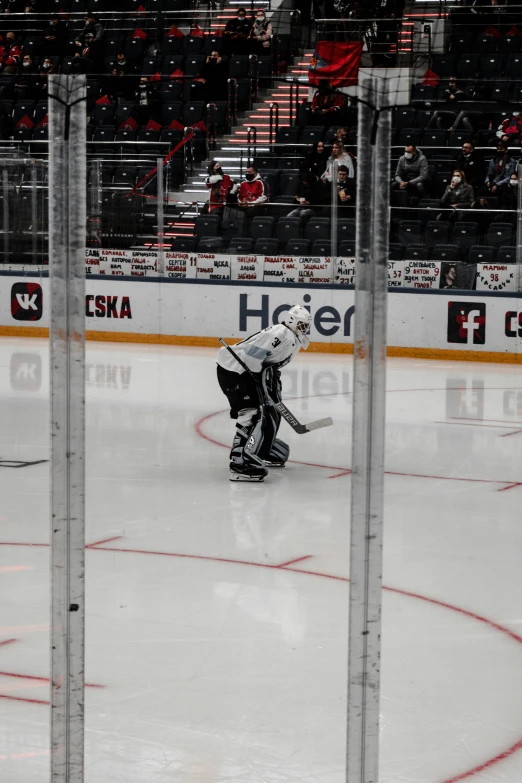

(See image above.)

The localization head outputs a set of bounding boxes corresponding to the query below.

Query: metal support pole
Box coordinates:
[347,73,391,783]
[330,155,338,270]
[157,156,165,277]
[31,162,38,264]
[515,163,522,293]
[2,169,9,263]
[48,74,87,783]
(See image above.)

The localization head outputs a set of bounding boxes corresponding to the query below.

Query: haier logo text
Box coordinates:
[447,302,486,345]
[239,294,355,337]
[11,283,43,321]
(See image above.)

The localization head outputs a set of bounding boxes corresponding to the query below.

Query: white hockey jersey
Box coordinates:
[216,324,301,375]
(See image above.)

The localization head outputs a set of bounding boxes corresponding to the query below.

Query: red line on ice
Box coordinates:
[195,410,520,490]
[1,543,522,781]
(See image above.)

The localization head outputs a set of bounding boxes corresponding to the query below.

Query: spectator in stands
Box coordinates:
[77,14,104,46]
[496,110,522,145]
[301,139,329,179]
[456,142,485,192]
[393,144,428,198]
[497,171,518,212]
[42,15,68,57]
[136,75,162,125]
[311,80,346,127]
[445,76,467,103]
[0,32,22,67]
[33,56,56,97]
[0,65,17,99]
[440,169,474,218]
[224,8,252,55]
[249,10,272,53]
[287,172,320,221]
[14,53,36,99]
[0,102,13,140]
[199,50,229,101]
[334,164,356,209]
[484,144,516,194]
[115,52,132,74]
[205,160,238,213]
[237,164,269,219]
[321,140,354,182]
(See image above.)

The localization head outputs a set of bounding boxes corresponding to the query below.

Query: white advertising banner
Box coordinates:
[387,260,404,288]
[196,253,231,280]
[85,248,103,275]
[1,276,521,356]
[131,249,158,278]
[165,251,198,279]
[102,248,133,276]
[230,255,263,282]
[476,263,517,292]
[403,261,441,289]
[262,256,299,283]
[298,257,333,284]
[335,256,356,285]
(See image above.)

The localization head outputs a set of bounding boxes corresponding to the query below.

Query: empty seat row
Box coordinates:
[397,220,514,250]
[169,235,356,256]
[432,52,522,79]
[195,215,349,244]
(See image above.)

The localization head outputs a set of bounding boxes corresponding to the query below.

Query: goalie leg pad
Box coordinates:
[229,407,268,480]
[265,437,290,467]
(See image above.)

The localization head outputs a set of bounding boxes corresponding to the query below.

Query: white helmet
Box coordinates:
[285,305,312,349]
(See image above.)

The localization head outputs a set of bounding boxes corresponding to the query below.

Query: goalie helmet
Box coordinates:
[285,305,312,350]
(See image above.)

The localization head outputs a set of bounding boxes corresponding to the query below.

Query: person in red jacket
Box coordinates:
[205,160,238,213]
[237,164,269,219]
[0,32,22,67]
[497,111,522,145]
[311,79,346,126]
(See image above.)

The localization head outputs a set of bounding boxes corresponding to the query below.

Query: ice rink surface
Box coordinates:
[1,336,522,783]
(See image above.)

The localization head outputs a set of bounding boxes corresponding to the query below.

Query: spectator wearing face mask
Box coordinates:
[249,10,272,53]
[237,164,269,219]
[205,160,238,213]
[224,8,252,54]
[456,142,485,191]
[14,53,36,99]
[41,15,68,56]
[393,144,428,199]
[115,51,134,74]
[440,170,474,217]
[34,56,56,95]
[484,144,516,194]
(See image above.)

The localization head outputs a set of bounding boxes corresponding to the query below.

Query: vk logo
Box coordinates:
[11,283,43,322]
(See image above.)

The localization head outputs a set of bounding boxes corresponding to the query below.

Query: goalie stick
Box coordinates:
[218,338,333,435]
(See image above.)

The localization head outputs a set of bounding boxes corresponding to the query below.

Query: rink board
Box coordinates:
[1,273,521,362]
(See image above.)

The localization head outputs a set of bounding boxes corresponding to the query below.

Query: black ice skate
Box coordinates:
[229,464,267,482]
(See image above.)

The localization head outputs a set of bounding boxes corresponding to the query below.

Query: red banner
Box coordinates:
[308,41,363,88]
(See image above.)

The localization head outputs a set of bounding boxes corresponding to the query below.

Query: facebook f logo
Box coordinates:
[447,302,486,345]
[11,283,43,322]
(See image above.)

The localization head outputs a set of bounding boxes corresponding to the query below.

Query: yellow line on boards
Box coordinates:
[0,326,520,364]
